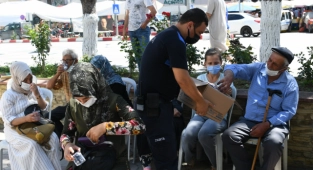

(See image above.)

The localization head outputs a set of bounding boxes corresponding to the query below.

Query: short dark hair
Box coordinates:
[204,48,222,63]
[179,8,208,28]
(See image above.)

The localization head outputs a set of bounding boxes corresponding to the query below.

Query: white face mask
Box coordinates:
[265,64,280,76]
[21,82,31,91]
[77,97,97,108]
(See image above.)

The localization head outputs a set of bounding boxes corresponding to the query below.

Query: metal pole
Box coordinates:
[239,0,241,13]
[114,0,118,37]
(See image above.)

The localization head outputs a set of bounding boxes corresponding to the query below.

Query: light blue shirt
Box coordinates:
[224,63,299,126]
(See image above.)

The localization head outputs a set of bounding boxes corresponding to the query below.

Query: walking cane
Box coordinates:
[251,89,282,170]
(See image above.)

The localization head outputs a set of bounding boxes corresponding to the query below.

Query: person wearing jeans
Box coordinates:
[128,27,151,72]
[181,48,233,170]
[123,0,156,72]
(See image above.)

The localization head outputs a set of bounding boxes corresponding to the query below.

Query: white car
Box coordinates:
[228,13,261,37]
[205,13,261,37]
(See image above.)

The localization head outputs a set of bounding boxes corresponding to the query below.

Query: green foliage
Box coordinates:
[118,37,141,77]
[30,63,58,78]
[11,30,17,40]
[222,38,257,65]
[26,21,51,74]
[0,65,10,74]
[150,16,169,34]
[112,65,130,77]
[81,55,92,62]
[296,46,313,86]
[186,45,206,73]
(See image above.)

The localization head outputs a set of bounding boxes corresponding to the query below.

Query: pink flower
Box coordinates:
[68,119,76,130]
[116,127,130,135]
[127,106,134,112]
[129,119,139,126]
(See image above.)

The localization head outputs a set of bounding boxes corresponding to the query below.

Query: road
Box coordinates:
[0,32,312,77]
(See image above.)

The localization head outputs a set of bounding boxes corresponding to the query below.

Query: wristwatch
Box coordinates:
[267,120,273,128]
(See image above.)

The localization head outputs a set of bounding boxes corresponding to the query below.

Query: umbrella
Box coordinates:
[228,3,256,12]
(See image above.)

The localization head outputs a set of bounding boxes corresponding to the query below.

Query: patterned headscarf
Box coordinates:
[10,61,32,95]
[69,62,113,129]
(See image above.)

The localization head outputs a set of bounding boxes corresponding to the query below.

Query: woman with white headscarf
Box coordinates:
[0,61,61,170]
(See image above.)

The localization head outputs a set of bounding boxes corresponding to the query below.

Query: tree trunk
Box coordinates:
[81,0,98,58]
[259,0,282,62]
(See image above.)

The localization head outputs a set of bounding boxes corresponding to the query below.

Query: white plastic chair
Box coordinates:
[121,77,137,163]
[0,79,53,170]
[232,122,289,170]
[178,86,237,170]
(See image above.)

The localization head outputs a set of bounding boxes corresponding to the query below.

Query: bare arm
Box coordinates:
[123,10,129,39]
[46,64,64,89]
[11,112,40,126]
[172,68,213,115]
[206,13,212,20]
[141,6,157,29]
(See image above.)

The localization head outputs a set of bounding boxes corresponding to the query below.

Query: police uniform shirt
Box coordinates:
[139,26,188,101]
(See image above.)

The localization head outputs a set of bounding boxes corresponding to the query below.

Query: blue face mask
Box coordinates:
[207,65,221,75]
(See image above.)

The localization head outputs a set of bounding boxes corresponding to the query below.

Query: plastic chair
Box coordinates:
[121,77,137,163]
[39,87,53,120]
[178,86,237,170]
[232,121,290,170]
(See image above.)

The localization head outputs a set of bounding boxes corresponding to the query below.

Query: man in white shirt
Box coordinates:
[123,0,157,72]
[206,0,227,52]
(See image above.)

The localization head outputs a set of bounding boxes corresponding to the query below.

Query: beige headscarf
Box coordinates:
[10,61,32,94]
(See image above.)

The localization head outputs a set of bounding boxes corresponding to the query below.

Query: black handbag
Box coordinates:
[24,104,54,125]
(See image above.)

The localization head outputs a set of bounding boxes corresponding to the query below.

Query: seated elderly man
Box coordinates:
[219,47,299,170]
[46,49,78,138]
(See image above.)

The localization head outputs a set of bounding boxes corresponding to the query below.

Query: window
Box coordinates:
[3,26,9,31]
[281,12,285,21]
[228,14,244,21]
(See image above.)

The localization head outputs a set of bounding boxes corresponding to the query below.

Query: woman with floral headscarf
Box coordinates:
[0,61,61,170]
[60,62,145,169]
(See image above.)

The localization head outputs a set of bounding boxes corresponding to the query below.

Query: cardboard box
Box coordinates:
[177,78,235,123]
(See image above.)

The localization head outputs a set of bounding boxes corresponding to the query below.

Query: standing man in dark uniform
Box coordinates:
[137,8,214,169]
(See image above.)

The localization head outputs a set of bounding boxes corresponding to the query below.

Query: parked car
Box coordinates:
[304,12,313,33]
[0,22,32,40]
[281,10,293,32]
[227,13,261,37]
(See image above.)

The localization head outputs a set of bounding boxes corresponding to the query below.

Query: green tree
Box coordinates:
[26,21,50,74]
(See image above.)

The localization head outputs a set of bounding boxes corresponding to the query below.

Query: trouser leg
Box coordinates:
[139,102,177,170]
[44,105,67,138]
[182,115,205,163]
[222,117,257,170]
[198,118,227,168]
[261,125,289,170]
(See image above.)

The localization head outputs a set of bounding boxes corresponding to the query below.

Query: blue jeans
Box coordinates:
[182,114,227,168]
[128,27,150,72]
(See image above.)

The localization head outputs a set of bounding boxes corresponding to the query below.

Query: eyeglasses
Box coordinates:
[61,59,74,63]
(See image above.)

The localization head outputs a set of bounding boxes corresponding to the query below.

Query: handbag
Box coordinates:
[15,104,55,148]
